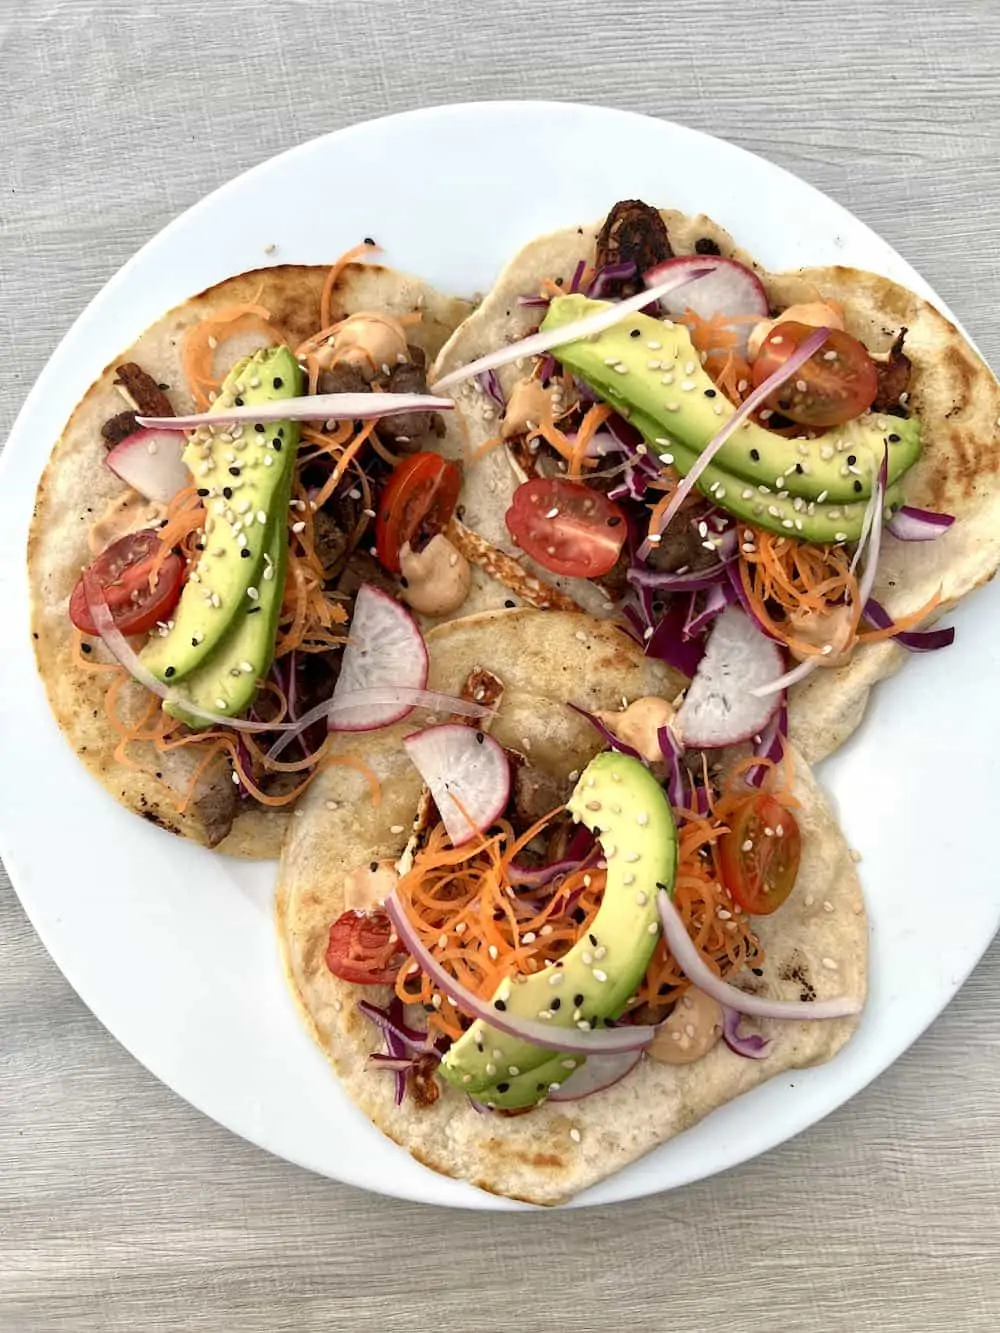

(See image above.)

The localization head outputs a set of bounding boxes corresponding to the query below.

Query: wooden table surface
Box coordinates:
[2,1,999,1329]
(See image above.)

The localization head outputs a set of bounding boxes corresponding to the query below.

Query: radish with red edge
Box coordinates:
[644,255,768,356]
[677,606,783,748]
[402,724,510,846]
[105,428,191,503]
[547,1049,643,1102]
[327,585,428,733]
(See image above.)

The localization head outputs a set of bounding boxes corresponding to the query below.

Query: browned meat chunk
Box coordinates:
[317,363,371,396]
[378,360,445,450]
[113,363,174,418]
[595,200,674,296]
[101,410,140,447]
[335,551,398,600]
[872,330,912,414]
[312,509,349,576]
[188,765,239,847]
[511,762,573,827]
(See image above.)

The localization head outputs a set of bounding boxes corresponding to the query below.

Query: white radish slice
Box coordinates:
[137,392,453,430]
[105,428,191,503]
[677,606,783,747]
[402,724,510,846]
[547,1049,642,1102]
[644,255,768,356]
[328,585,428,732]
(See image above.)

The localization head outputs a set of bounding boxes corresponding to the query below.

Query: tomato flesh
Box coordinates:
[752,321,878,428]
[325,908,405,985]
[504,478,627,578]
[718,794,801,916]
[69,529,185,637]
[375,452,463,574]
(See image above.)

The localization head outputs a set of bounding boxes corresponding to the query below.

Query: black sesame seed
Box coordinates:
[369,861,378,872]
[588,933,598,946]
[273,376,283,389]
[554,276,564,287]
[750,448,760,462]
[228,466,241,477]
[888,433,900,443]
[234,396,244,407]
[164,666,175,678]
[497,1082,510,1093]
[81,642,92,654]
[240,549,251,559]
[629,328,640,338]
[536,1082,547,1093]
[572,907,586,924]
[277,427,284,437]
[504,599,516,608]
[475,731,485,744]
[574,993,584,1007]
[247,606,261,614]
[223,487,233,499]
[197,488,209,497]
[157,383,170,391]
[853,479,863,493]
[191,637,198,647]
[847,454,857,465]
[254,423,265,433]
[495,999,507,1011]
[751,967,764,977]
[550,998,561,1010]
[704,388,717,398]
[795,463,804,474]
[607,516,622,527]
[273,440,282,452]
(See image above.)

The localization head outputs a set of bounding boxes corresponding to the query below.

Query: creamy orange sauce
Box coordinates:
[648,988,723,1064]
[88,490,167,555]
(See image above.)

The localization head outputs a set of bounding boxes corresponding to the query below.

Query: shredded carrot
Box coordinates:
[856,588,943,643]
[470,434,504,462]
[567,402,613,480]
[320,241,380,332]
[311,420,378,511]
[181,303,275,410]
[148,485,206,581]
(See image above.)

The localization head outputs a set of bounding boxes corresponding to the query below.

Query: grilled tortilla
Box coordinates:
[276,610,866,1206]
[28,263,471,857]
[430,210,1000,763]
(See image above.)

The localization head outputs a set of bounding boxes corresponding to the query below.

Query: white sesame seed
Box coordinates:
[569,1128,582,1144]
[593,969,608,982]
[215,697,227,710]
[291,521,305,534]
[247,587,259,601]
[821,957,838,971]
[647,922,659,935]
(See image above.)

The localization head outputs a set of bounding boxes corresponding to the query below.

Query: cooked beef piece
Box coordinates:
[695,237,722,256]
[189,767,239,847]
[317,363,370,396]
[101,410,140,447]
[595,200,674,297]
[594,545,631,599]
[511,761,574,827]
[872,330,912,415]
[408,1053,441,1108]
[312,509,349,575]
[646,521,719,575]
[113,362,174,418]
[378,360,445,450]
[335,551,397,600]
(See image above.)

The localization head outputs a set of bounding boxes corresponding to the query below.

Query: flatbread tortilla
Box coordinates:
[431,210,1000,763]
[276,610,866,1206]
[28,262,471,857]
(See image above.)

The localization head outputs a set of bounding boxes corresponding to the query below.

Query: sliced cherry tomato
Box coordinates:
[718,794,802,916]
[504,478,627,578]
[69,529,185,637]
[752,321,878,427]
[325,908,405,985]
[375,452,463,574]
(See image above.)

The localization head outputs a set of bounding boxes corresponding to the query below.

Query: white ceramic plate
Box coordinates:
[2,102,998,1211]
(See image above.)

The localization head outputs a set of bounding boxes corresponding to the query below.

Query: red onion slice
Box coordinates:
[402,724,510,846]
[863,599,956,652]
[887,505,955,541]
[384,892,656,1055]
[722,1007,773,1059]
[104,428,191,503]
[677,606,784,747]
[82,572,296,734]
[638,326,831,559]
[657,890,861,1020]
[547,1048,643,1101]
[430,268,715,394]
[137,392,454,430]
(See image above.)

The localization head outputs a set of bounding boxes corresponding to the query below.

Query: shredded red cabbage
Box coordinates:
[657,725,688,808]
[586,261,637,299]
[683,582,733,639]
[569,259,587,294]
[357,997,437,1054]
[477,369,506,411]
[644,600,708,677]
[863,599,956,652]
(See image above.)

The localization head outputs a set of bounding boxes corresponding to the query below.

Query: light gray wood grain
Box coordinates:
[2,0,999,1329]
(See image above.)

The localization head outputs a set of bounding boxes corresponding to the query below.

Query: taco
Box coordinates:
[276,606,865,1206]
[28,251,473,856]
[429,200,1000,763]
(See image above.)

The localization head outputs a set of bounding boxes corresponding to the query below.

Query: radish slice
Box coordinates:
[384,891,656,1055]
[105,428,191,503]
[402,724,510,846]
[677,606,783,747]
[328,585,428,733]
[137,392,454,430]
[644,255,768,355]
[430,266,715,394]
[657,891,861,1020]
[547,1049,642,1101]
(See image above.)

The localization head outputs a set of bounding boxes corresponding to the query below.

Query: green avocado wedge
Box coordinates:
[439,752,677,1107]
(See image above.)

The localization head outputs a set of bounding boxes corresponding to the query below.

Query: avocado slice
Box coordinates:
[164,504,288,727]
[626,404,902,544]
[140,346,302,684]
[542,295,920,507]
[439,752,677,1104]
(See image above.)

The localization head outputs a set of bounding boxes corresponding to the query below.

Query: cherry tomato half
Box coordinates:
[325,909,406,985]
[69,529,185,637]
[504,478,627,579]
[375,452,463,574]
[718,794,802,916]
[752,321,878,428]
